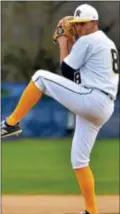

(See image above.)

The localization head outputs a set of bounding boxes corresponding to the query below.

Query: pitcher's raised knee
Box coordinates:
[32,69,50,91]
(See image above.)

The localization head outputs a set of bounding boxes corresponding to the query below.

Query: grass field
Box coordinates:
[2,138,119,195]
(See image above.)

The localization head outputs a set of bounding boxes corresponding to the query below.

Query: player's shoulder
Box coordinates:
[81,30,107,42]
[75,30,103,46]
[73,30,116,50]
[73,33,91,48]
[79,30,115,46]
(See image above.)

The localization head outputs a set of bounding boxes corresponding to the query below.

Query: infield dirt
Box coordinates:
[2,195,119,214]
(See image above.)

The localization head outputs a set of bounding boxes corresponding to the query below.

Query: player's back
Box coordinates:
[78,30,119,100]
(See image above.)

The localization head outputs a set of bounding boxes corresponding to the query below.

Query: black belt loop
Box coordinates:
[99,90,114,101]
[83,86,114,101]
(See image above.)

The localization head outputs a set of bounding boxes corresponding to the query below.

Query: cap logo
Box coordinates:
[75,10,81,17]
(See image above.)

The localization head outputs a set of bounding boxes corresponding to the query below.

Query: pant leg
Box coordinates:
[71,115,101,169]
[32,69,114,169]
[32,69,114,125]
[32,69,92,116]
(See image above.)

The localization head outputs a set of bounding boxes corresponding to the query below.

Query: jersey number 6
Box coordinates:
[111,49,119,74]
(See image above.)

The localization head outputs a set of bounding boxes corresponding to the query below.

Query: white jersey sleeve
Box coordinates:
[64,37,91,69]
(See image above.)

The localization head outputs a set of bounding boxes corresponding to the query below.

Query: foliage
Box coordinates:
[1,1,119,85]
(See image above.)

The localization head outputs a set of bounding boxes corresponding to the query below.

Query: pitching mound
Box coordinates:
[2,195,119,214]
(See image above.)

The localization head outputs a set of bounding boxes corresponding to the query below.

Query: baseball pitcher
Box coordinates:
[1,4,119,214]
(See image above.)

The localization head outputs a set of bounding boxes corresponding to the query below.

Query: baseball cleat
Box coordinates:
[80,211,91,214]
[1,120,22,138]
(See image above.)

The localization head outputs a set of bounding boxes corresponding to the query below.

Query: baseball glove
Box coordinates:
[53,16,76,44]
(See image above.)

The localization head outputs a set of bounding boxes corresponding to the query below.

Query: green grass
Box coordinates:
[2,138,119,194]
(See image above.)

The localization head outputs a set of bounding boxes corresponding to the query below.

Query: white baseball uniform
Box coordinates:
[32,30,119,169]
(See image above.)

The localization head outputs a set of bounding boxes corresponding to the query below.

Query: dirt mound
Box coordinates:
[2,195,119,214]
